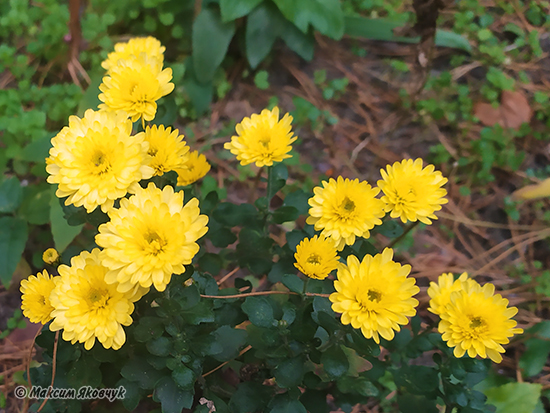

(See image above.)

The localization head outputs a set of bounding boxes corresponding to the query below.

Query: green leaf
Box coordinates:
[282,273,304,294]
[272,206,299,224]
[192,7,236,83]
[230,382,270,413]
[212,325,248,361]
[274,356,306,388]
[520,321,550,377]
[0,217,28,288]
[397,394,438,413]
[246,3,281,68]
[20,134,53,163]
[0,177,23,213]
[118,379,141,411]
[242,296,275,328]
[279,21,315,60]
[337,375,378,397]
[300,389,329,413]
[321,345,349,379]
[50,186,83,252]
[121,358,165,389]
[18,186,51,225]
[267,163,288,200]
[273,0,344,39]
[213,202,258,227]
[77,73,102,115]
[153,376,194,412]
[484,382,542,413]
[208,227,237,248]
[376,220,403,238]
[67,356,102,388]
[268,393,307,413]
[182,300,215,324]
[134,317,165,342]
[182,56,213,115]
[344,16,472,53]
[199,252,222,275]
[284,189,310,215]
[146,337,172,357]
[220,0,263,21]
[171,365,195,389]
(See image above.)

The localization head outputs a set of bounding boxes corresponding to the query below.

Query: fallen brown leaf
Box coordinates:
[474,90,532,130]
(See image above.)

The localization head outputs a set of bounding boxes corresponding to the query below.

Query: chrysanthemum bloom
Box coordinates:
[46,109,154,213]
[20,271,58,324]
[42,248,60,265]
[377,158,448,224]
[330,248,419,343]
[224,107,297,167]
[428,272,479,316]
[306,176,386,250]
[98,54,174,123]
[96,183,209,293]
[138,125,189,176]
[101,36,165,73]
[176,151,211,186]
[294,235,339,280]
[438,282,523,363]
[49,249,145,350]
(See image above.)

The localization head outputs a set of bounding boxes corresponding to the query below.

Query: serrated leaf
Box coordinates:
[283,189,310,215]
[282,273,304,294]
[0,217,28,288]
[121,358,165,389]
[18,186,51,225]
[272,205,299,224]
[146,337,172,357]
[212,325,248,361]
[192,7,235,83]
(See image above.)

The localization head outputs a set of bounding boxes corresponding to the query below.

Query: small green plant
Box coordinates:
[0,309,26,340]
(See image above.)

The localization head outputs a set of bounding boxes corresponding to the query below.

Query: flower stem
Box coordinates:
[386,220,420,249]
[200,291,330,299]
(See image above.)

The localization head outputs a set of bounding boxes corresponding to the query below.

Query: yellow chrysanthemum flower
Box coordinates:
[96,183,209,293]
[378,158,448,224]
[99,54,174,123]
[101,36,165,73]
[224,107,297,167]
[176,151,211,186]
[139,125,190,176]
[294,235,339,280]
[42,248,60,265]
[306,176,386,250]
[46,109,154,213]
[20,270,58,324]
[428,272,479,316]
[439,282,523,363]
[330,248,419,343]
[49,249,146,350]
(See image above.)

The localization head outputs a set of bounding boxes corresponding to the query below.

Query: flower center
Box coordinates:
[469,316,486,330]
[367,289,382,302]
[259,135,271,148]
[91,151,111,175]
[146,232,166,255]
[148,148,158,157]
[340,197,356,213]
[88,288,109,309]
[306,254,321,265]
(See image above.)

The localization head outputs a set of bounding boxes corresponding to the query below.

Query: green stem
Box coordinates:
[302,278,310,300]
[266,165,273,210]
[386,220,420,249]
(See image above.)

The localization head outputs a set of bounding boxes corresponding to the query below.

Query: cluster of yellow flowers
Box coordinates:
[22,37,210,350]
[224,105,522,361]
[428,273,523,363]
